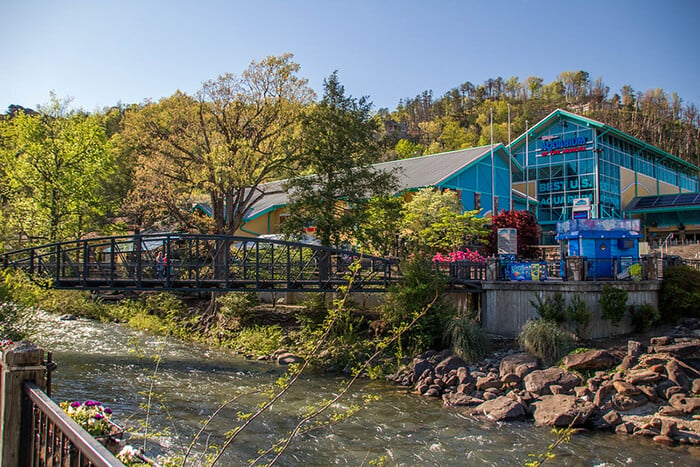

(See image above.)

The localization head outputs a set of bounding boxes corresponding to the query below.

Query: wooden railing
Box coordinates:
[0,341,122,466]
[24,382,123,466]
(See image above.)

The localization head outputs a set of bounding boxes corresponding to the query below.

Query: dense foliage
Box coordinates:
[518,319,575,365]
[660,265,700,320]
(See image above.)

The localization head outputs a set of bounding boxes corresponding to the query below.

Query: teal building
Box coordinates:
[509,109,700,244]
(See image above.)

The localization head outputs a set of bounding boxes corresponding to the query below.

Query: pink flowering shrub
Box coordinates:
[433,249,486,264]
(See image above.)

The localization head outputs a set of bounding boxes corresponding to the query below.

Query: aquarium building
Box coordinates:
[509,109,700,244]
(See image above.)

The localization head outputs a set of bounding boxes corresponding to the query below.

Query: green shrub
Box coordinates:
[216,292,260,328]
[518,319,575,365]
[599,285,628,325]
[0,301,33,340]
[629,303,660,332]
[443,317,491,363]
[530,292,567,324]
[297,293,329,327]
[382,255,454,354]
[566,295,591,339]
[660,265,700,321]
[234,325,284,355]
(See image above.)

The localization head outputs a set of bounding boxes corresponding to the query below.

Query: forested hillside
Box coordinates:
[383,71,700,166]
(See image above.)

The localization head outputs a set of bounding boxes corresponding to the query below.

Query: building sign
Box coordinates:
[538,177,594,193]
[572,197,591,219]
[540,136,588,156]
[539,194,592,207]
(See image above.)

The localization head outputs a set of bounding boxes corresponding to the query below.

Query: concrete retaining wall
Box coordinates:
[478,280,662,339]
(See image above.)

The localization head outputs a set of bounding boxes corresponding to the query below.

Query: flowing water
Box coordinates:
[31,312,696,466]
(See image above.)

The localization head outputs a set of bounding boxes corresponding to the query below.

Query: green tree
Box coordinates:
[282,72,397,247]
[122,54,313,235]
[401,188,488,253]
[0,94,114,243]
[355,195,404,256]
[394,138,423,159]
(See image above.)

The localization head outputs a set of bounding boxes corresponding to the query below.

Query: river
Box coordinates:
[31,311,694,466]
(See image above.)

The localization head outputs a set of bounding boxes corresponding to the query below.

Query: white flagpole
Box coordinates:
[508,103,512,211]
[491,108,495,216]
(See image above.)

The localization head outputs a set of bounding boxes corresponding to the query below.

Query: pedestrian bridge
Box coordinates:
[0,233,403,293]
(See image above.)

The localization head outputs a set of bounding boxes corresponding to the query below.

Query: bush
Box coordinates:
[566,295,591,339]
[297,293,328,327]
[234,325,284,355]
[0,301,33,341]
[217,292,260,328]
[518,319,575,365]
[660,265,700,321]
[629,304,660,332]
[443,317,491,363]
[382,255,454,354]
[530,292,567,324]
[599,285,628,325]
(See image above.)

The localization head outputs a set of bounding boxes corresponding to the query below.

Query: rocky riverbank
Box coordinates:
[392,321,700,455]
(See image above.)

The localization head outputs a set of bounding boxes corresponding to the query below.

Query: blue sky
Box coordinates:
[2,0,699,113]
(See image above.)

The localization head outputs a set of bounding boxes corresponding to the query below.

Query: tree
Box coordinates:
[122,54,313,235]
[401,188,488,253]
[0,94,114,244]
[394,138,422,159]
[355,195,404,256]
[282,72,397,247]
[485,209,541,258]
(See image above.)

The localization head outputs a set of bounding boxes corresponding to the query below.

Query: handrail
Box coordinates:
[24,381,123,466]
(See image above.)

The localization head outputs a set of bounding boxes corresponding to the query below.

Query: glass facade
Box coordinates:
[511,112,699,241]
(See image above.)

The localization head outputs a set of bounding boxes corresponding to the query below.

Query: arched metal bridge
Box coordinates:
[0,234,402,293]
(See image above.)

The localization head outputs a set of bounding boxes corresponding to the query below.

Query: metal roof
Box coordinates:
[240,144,516,221]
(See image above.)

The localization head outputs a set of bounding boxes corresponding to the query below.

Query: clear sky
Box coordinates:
[2,0,699,113]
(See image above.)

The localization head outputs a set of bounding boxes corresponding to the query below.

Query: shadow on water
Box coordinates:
[31,311,698,465]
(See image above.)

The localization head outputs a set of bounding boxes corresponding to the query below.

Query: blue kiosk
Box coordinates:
[556,219,642,279]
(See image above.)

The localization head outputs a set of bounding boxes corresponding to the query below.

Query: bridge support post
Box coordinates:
[0,341,46,466]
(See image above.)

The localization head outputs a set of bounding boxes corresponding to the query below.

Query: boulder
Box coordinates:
[650,336,674,346]
[594,381,616,406]
[694,378,700,395]
[276,352,303,365]
[669,393,700,414]
[627,370,663,385]
[476,374,502,391]
[613,381,641,397]
[501,373,521,387]
[531,395,594,427]
[603,410,623,427]
[628,340,644,358]
[652,341,700,358]
[456,367,472,385]
[563,349,619,371]
[442,393,483,407]
[412,358,434,381]
[475,395,527,421]
[524,367,581,396]
[612,393,648,412]
[424,388,441,398]
[435,355,467,376]
[499,353,539,379]
[666,360,691,389]
[618,355,637,371]
[653,435,676,447]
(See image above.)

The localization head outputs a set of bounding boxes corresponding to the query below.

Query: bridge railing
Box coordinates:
[0,233,401,292]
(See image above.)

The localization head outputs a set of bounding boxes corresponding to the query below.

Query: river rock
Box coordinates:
[531,395,594,427]
[618,355,637,371]
[594,381,616,406]
[670,393,700,414]
[613,380,641,397]
[424,388,441,398]
[501,373,521,387]
[524,367,581,396]
[666,360,691,389]
[476,374,502,391]
[475,395,527,421]
[563,349,619,371]
[653,435,676,446]
[628,340,644,358]
[652,341,700,358]
[435,355,467,376]
[612,393,648,412]
[499,353,539,379]
[412,358,434,381]
[627,370,663,385]
[693,379,700,395]
[276,352,303,365]
[651,336,674,346]
[603,409,623,427]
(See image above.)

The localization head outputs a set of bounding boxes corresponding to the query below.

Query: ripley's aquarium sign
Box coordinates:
[540,136,588,156]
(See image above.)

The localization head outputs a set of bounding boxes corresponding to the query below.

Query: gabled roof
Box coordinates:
[509,109,700,173]
[221,144,519,222]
